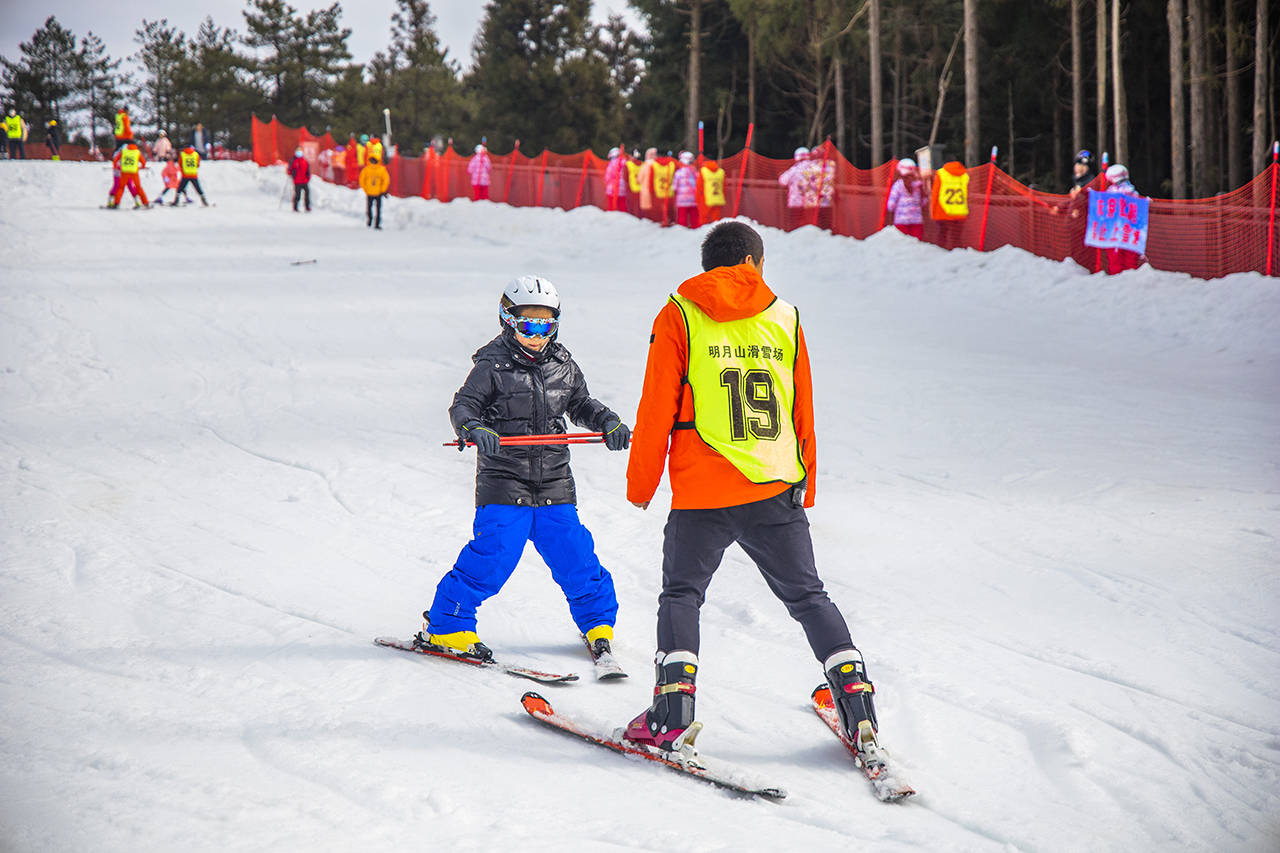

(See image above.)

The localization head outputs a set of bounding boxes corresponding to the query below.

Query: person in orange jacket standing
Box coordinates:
[113,106,132,150]
[622,220,884,762]
[109,142,150,208]
[360,154,390,229]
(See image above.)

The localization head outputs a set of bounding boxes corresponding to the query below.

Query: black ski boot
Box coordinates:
[623,650,698,751]
[824,648,879,751]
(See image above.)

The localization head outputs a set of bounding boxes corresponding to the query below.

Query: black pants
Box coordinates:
[175,177,205,203]
[292,183,310,211]
[366,194,382,228]
[7,139,24,159]
[656,491,854,663]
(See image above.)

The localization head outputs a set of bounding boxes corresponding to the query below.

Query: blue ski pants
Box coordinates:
[426,503,618,636]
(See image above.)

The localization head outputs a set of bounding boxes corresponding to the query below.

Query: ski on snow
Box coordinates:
[519,691,786,800]
[374,636,578,684]
[581,634,628,680]
[811,684,916,802]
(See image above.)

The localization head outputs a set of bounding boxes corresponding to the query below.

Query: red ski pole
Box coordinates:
[444,431,606,450]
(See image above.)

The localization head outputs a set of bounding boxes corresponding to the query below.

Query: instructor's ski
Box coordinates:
[811,685,916,802]
[374,636,578,684]
[520,692,785,800]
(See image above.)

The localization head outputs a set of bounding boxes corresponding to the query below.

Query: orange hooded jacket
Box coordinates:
[626,262,817,510]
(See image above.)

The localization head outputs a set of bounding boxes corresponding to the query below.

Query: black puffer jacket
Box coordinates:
[450,332,619,506]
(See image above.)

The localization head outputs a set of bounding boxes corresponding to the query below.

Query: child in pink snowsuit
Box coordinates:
[885,158,926,239]
[468,144,492,200]
[672,151,699,228]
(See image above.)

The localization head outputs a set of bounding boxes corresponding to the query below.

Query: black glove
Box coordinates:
[461,422,501,456]
[602,418,631,451]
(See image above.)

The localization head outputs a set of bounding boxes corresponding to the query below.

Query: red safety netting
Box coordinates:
[253,115,1279,280]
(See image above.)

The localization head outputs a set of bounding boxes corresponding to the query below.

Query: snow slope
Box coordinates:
[1,160,1278,852]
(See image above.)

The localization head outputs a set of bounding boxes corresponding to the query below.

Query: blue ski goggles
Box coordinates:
[501,305,558,338]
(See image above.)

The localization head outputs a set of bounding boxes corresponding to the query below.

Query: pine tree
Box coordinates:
[1,15,80,130]
[134,19,187,137]
[77,31,124,152]
[467,0,617,152]
[378,0,466,151]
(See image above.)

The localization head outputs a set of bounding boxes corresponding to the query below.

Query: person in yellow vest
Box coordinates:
[113,107,132,150]
[110,143,150,208]
[172,146,209,206]
[652,152,676,226]
[622,221,887,763]
[360,154,390,229]
[699,159,726,223]
[357,134,369,169]
[929,160,970,249]
[5,108,27,159]
[625,150,643,214]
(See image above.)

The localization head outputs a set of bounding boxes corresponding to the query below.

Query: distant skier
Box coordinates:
[778,147,810,230]
[360,154,389,229]
[44,119,61,160]
[672,151,699,228]
[418,275,630,667]
[287,147,311,212]
[153,129,173,162]
[885,157,927,240]
[5,108,27,159]
[109,142,149,209]
[623,220,884,758]
[1102,163,1145,274]
[155,157,189,206]
[113,106,132,150]
[468,143,491,200]
[699,158,726,223]
[172,145,209,206]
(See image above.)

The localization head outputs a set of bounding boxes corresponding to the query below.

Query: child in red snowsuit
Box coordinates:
[109,144,149,208]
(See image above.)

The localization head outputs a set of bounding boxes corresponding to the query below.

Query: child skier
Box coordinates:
[173,146,209,206]
[155,157,188,206]
[109,142,149,209]
[672,151,699,228]
[419,275,631,668]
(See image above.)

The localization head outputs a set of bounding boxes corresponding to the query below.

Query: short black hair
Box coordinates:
[700,221,764,271]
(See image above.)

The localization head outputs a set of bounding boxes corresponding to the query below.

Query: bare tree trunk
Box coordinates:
[892,15,903,157]
[1168,0,1187,198]
[1224,0,1241,188]
[1188,0,1208,196]
[685,0,702,152]
[835,54,846,155]
[1072,0,1085,155]
[747,19,757,132]
[964,0,979,165]
[1255,0,1271,174]
[1096,0,1108,161]
[870,0,884,166]
[1111,0,1127,164]
[1007,81,1015,178]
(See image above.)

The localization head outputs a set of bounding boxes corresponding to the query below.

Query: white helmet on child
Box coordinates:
[1105,163,1129,183]
[793,146,810,160]
[502,275,560,314]
[608,146,620,159]
[678,151,694,164]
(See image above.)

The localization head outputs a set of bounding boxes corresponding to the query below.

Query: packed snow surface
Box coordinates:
[2,161,1278,852]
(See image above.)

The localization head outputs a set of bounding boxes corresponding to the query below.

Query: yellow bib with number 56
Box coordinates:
[672,293,806,485]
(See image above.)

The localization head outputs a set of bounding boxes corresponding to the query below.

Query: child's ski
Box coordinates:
[520,692,786,800]
[374,636,578,684]
[811,685,916,802]
[581,634,628,680]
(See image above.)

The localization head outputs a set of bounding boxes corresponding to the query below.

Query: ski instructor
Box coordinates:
[622,220,886,757]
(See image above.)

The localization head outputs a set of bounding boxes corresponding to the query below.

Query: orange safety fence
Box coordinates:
[253,115,1279,280]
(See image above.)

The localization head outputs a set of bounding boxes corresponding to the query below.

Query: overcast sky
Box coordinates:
[1,1,640,75]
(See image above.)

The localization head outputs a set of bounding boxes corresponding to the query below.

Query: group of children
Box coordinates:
[105,107,209,210]
[420,220,885,765]
[599,147,727,228]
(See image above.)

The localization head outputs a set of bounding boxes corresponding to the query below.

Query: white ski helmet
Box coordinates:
[793,146,810,160]
[502,275,560,315]
[1105,163,1129,183]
